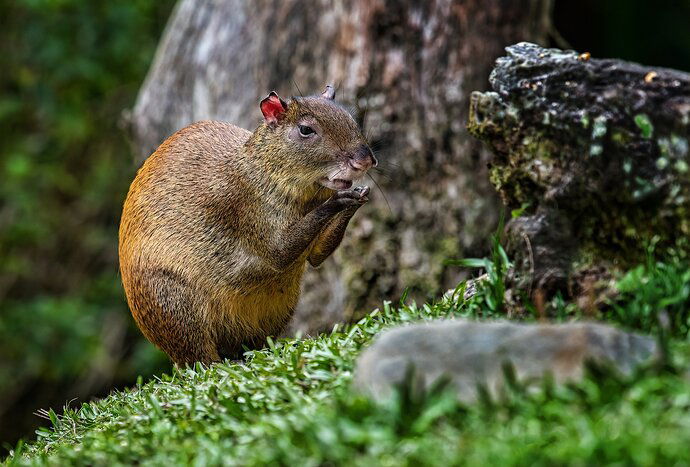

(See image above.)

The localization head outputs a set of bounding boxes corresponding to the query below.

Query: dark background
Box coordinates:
[1,0,689,452]
[555,0,690,71]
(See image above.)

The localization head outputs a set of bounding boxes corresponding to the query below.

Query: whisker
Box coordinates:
[293,79,305,98]
[364,119,384,139]
[375,166,399,175]
[347,105,358,118]
[369,140,386,151]
[330,166,348,181]
[374,154,400,166]
[366,172,393,216]
[370,152,395,166]
[364,121,381,142]
[369,168,393,182]
[372,161,401,173]
[359,103,369,129]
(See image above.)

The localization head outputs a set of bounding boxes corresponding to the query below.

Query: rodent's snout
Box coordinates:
[322,145,377,190]
[348,145,377,171]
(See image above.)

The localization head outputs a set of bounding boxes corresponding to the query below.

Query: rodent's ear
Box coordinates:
[321,85,335,100]
[260,91,288,127]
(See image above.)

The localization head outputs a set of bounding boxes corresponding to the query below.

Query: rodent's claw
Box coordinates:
[324,186,370,213]
[333,186,369,201]
[353,185,370,198]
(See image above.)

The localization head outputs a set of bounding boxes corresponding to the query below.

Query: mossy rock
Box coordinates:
[468,42,690,294]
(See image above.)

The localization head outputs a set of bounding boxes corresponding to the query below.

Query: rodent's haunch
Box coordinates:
[118,86,376,365]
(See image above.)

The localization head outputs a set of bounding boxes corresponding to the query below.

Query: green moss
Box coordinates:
[670,134,688,157]
[634,114,654,139]
[674,160,688,173]
[592,115,608,139]
[623,160,632,173]
[470,84,690,271]
[580,113,590,129]
[611,129,633,146]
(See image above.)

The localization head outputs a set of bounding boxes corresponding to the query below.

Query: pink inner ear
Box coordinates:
[260,95,287,124]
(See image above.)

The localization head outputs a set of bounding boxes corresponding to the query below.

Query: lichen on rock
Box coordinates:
[468,42,690,298]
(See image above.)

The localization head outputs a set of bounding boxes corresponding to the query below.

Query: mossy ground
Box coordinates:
[5,252,690,466]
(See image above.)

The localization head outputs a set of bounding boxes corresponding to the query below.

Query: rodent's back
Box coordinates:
[119,121,252,288]
[119,121,265,362]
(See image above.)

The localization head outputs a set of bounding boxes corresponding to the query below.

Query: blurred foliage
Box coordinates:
[611,249,690,338]
[0,0,175,449]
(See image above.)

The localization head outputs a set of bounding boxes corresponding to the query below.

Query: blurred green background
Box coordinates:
[0,0,688,452]
[0,0,176,449]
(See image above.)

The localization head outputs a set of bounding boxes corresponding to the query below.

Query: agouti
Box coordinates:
[118,86,376,365]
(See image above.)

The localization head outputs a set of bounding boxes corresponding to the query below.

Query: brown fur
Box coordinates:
[119,95,373,365]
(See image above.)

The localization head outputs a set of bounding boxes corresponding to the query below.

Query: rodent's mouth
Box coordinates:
[319,177,353,190]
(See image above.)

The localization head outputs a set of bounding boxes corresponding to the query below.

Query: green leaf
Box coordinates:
[444,258,487,268]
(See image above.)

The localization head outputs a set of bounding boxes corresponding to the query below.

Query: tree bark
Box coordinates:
[468,42,690,298]
[131,0,550,333]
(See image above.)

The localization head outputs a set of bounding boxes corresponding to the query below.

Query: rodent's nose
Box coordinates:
[350,145,377,171]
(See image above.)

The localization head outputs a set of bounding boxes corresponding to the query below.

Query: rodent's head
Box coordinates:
[256,85,377,191]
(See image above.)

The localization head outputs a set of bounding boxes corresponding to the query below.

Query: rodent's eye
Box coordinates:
[298,125,315,137]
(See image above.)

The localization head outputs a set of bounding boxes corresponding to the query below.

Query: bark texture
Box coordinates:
[131,0,550,332]
[468,42,690,297]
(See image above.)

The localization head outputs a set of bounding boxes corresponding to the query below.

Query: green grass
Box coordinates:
[5,258,690,466]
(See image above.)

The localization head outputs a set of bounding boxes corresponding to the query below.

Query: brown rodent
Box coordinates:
[118,86,376,365]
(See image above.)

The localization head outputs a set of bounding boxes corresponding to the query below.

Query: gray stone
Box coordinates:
[354,320,658,402]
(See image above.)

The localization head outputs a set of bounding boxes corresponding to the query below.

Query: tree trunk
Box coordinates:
[131,0,550,333]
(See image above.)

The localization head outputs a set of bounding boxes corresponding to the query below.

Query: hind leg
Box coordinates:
[215,307,295,361]
[125,267,220,365]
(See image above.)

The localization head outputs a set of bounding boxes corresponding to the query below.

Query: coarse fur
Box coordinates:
[119,90,376,365]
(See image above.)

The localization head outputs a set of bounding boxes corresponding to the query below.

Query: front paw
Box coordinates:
[324,186,370,213]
